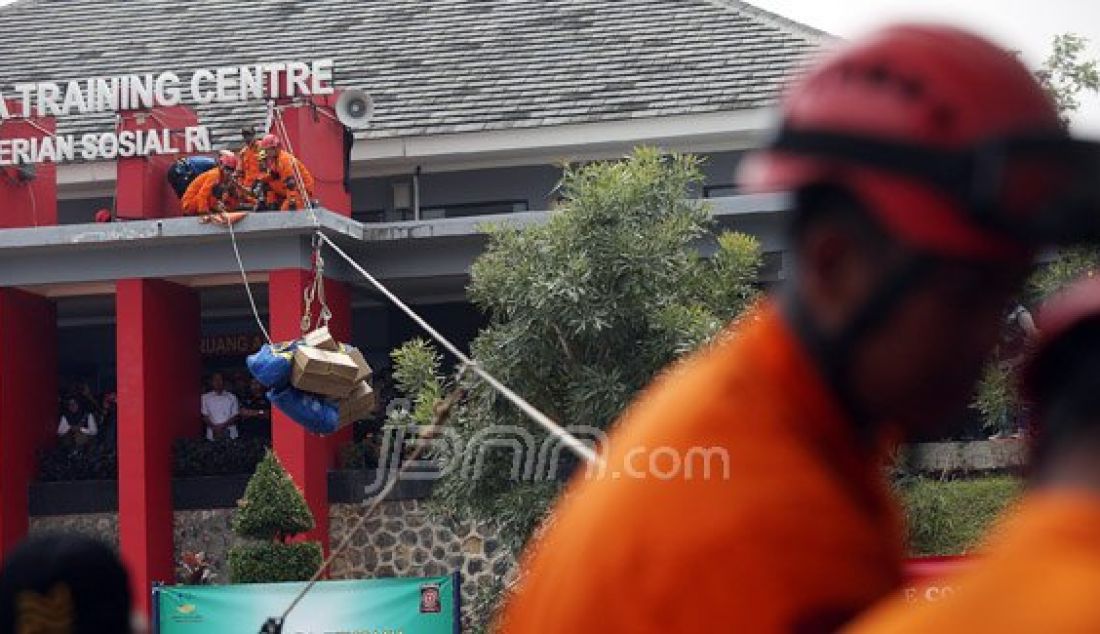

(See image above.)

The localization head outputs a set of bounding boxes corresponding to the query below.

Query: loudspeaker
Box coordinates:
[335,89,374,129]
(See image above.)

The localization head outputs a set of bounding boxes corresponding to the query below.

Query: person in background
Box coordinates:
[846,276,1100,632]
[57,396,98,446]
[238,379,272,441]
[100,391,118,449]
[201,373,239,441]
[257,134,315,211]
[237,126,263,193]
[0,533,135,634]
[501,23,1075,633]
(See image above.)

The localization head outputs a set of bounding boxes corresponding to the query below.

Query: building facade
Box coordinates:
[0,0,825,616]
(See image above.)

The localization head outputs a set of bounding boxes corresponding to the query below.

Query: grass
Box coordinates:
[897,475,1023,556]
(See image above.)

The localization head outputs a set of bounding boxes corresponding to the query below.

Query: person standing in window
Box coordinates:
[57,396,97,446]
[201,373,240,441]
[238,379,271,441]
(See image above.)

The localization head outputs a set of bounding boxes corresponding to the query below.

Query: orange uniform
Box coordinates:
[260,150,315,211]
[500,303,905,633]
[180,169,244,215]
[238,142,262,190]
[846,493,1100,633]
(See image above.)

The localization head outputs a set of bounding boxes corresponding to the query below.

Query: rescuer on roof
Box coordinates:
[237,126,263,192]
[256,134,315,211]
[181,150,249,221]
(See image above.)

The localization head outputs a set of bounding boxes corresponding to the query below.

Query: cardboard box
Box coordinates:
[342,345,373,384]
[291,346,360,398]
[338,381,377,426]
[301,326,340,352]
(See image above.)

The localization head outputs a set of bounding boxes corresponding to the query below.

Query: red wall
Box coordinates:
[0,289,57,553]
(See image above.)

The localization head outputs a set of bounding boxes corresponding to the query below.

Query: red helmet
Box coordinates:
[739,24,1062,261]
[94,208,111,223]
[217,150,238,170]
[259,134,281,150]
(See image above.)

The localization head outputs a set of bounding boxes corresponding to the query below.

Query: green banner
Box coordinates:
[155,575,458,634]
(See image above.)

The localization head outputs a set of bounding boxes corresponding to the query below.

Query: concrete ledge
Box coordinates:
[906,440,1028,474]
[30,470,434,516]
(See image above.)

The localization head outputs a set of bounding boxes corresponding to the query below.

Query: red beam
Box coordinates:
[116,279,200,614]
[269,269,351,551]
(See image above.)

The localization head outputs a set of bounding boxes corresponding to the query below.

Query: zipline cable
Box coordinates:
[316,231,601,466]
[225,213,273,346]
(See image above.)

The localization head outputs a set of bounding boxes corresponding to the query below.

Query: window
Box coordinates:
[420,200,529,219]
[703,184,739,198]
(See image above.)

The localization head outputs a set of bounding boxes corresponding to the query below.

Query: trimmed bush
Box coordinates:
[228,541,323,584]
[229,450,322,583]
[898,475,1022,556]
[233,450,314,541]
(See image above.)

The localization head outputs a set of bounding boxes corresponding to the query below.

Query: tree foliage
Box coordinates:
[229,450,322,583]
[390,148,762,558]
[1034,33,1100,126]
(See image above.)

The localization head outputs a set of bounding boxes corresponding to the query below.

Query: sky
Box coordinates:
[748,0,1100,134]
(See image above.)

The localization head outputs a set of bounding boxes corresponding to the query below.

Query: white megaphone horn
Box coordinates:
[334,89,374,129]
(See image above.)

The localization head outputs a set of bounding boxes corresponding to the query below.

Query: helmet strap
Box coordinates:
[783,252,934,440]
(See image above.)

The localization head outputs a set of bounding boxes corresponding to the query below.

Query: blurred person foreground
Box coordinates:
[848,276,1100,632]
[0,533,134,634]
[501,23,1100,633]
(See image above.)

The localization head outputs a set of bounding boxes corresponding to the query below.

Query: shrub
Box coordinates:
[229,450,322,584]
[37,442,117,481]
[898,475,1022,556]
[228,541,323,584]
[173,436,268,477]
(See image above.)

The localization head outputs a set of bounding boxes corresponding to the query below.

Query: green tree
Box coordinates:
[1034,33,1100,127]
[1028,33,1100,300]
[387,148,762,624]
[228,450,323,583]
[970,34,1100,432]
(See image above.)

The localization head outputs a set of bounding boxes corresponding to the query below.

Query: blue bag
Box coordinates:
[246,342,297,389]
[267,385,340,435]
[166,156,217,198]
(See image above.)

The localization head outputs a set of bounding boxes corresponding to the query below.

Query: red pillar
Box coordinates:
[274,94,352,215]
[0,290,57,554]
[115,106,199,220]
[0,100,57,228]
[116,279,199,614]
[268,269,351,550]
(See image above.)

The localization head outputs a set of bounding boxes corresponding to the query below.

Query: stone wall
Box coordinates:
[906,440,1027,474]
[173,508,244,583]
[29,512,119,546]
[31,500,515,628]
[329,499,515,624]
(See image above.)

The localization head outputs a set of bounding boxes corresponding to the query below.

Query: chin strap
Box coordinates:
[783,253,934,439]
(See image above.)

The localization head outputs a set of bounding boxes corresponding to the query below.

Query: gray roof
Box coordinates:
[0,0,828,148]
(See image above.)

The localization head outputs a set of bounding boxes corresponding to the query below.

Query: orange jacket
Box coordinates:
[259,150,314,202]
[238,143,262,189]
[846,492,1100,633]
[500,303,905,633]
[180,168,243,215]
